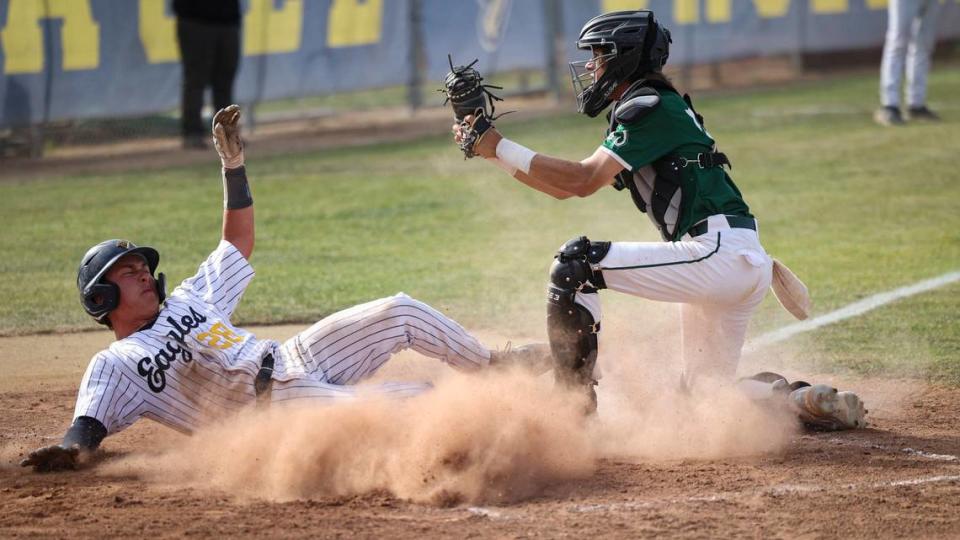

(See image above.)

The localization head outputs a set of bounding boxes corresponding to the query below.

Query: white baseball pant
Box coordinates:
[575,215,773,383]
[880,0,941,108]
[269,293,491,404]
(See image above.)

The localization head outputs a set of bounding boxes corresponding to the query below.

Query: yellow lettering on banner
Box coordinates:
[2,0,99,74]
[601,0,650,12]
[811,0,848,13]
[245,0,303,55]
[706,0,733,22]
[673,0,699,24]
[753,0,791,18]
[327,0,383,47]
[865,0,888,8]
[139,0,179,63]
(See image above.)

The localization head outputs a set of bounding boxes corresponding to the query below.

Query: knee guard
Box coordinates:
[546,236,610,390]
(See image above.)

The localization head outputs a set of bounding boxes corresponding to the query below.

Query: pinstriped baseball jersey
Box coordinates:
[73,240,270,435]
[73,243,494,437]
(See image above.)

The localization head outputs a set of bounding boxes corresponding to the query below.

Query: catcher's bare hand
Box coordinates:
[20,444,80,472]
[212,104,244,169]
[451,114,501,159]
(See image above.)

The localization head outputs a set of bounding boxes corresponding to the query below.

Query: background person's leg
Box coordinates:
[879,0,915,109]
[212,24,241,112]
[906,0,941,110]
[176,18,215,144]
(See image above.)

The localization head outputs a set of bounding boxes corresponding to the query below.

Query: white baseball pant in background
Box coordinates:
[880,0,941,108]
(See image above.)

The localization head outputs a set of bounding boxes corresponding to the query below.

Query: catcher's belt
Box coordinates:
[687,215,756,237]
[254,353,274,403]
[676,152,731,169]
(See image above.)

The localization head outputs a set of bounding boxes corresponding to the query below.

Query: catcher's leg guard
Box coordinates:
[547,237,610,408]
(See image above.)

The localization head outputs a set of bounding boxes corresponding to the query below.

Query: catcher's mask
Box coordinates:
[77,239,166,326]
[570,10,672,117]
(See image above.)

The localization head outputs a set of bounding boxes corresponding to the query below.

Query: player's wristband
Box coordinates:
[495,138,536,175]
[223,166,253,209]
[62,416,107,451]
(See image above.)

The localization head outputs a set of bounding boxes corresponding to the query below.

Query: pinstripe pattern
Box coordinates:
[73,241,266,435]
[274,293,490,386]
[71,244,496,438]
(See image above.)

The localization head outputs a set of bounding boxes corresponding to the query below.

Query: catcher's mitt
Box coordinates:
[441,55,506,158]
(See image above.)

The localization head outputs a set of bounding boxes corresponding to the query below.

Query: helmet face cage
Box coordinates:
[569,48,618,114]
[569,10,671,117]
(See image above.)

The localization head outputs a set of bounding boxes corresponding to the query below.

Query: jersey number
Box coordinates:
[196,322,245,350]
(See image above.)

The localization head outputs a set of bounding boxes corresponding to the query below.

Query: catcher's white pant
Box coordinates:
[269,293,491,404]
[880,0,941,108]
[577,215,773,383]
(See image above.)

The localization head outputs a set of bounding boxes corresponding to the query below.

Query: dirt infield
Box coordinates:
[1,328,959,539]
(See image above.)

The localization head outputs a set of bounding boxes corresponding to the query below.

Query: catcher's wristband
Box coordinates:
[495,138,536,175]
[223,166,253,209]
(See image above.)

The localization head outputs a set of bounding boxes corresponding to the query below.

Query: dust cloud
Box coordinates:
[102,370,597,506]
[103,327,800,505]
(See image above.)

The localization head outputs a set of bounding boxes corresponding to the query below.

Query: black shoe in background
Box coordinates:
[906,105,941,122]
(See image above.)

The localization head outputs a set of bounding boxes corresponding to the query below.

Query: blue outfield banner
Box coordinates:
[1,0,959,128]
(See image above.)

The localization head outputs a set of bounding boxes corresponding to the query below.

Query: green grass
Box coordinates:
[1,68,958,381]
[254,69,550,114]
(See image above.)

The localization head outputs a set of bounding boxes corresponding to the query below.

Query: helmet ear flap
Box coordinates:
[156,273,166,304]
[81,282,120,324]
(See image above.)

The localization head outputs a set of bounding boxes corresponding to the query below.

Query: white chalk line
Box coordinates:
[824,437,960,462]
[466,273,960,521]
[465,439,960,520]
[466,474,960,520]
[746,270,960,351]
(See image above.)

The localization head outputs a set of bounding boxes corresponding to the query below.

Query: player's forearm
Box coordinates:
[525,154,603,197]
[513,169,578,199]
[490,136,608,198]
[485,157,576,199]
[222,166,255,259]
[223,206,254,260]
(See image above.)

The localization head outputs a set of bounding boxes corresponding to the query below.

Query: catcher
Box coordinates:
[446,10,866,429]
[20,105,551,472]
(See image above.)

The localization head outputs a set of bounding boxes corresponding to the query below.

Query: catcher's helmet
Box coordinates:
[569,10,672,117]
[76,239,166,325]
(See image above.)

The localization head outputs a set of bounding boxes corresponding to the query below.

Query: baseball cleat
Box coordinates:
[790,384,868,431]
[741,371,810,394]
[874,106,905,127]
[488,342,554,375]
[906,105,941,122]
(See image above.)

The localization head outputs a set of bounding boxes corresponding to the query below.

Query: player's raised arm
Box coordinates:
[212,105,254,260]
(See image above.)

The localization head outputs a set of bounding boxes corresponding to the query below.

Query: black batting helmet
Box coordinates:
[76,239,166,325]
[569,10,672,117]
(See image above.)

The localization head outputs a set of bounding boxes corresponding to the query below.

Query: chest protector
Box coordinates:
[607,80,727,241]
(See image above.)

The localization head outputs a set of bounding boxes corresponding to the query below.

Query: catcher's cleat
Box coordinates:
[790,384,868,431]
[488,342,554,376]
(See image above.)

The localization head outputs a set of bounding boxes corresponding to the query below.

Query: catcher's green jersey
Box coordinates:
[601,91,751,241]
